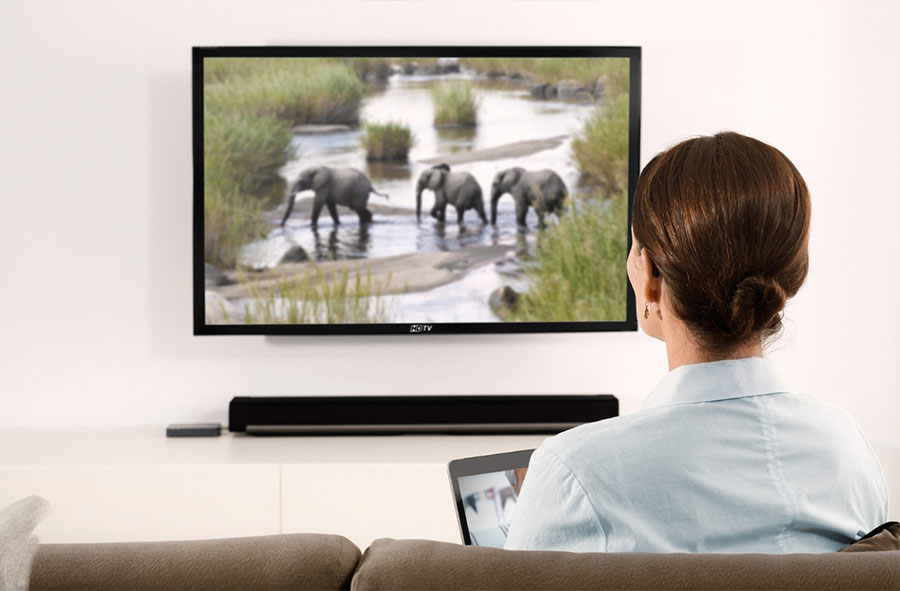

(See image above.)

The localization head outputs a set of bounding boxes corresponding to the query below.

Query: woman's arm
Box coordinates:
[503,446,606,552]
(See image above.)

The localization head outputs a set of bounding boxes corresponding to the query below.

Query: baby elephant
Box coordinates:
[280,166,389,228]
[416,164,488,225]
[490,167,568,229]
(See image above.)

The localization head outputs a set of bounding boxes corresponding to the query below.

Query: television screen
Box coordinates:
[194,47,640,334]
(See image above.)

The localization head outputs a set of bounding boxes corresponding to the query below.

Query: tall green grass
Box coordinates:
[509,190,628,322]
[237,263,395,324]
[432,81,479,127]
[571,93,630,194]
[203,108,294,268]
[204,58,365,125]
[461,57,630,95]
[360,121,414,161]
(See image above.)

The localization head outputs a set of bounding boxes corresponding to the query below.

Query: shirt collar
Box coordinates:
[641,357,791,410]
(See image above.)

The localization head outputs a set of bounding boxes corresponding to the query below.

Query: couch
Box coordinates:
[28,524,900,591]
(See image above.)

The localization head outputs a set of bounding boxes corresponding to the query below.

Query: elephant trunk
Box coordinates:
[416,188,423,221]
[280,193,297,226]
[490,186,502,226]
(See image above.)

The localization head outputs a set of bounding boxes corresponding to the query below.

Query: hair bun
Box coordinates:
[728,274,787,339]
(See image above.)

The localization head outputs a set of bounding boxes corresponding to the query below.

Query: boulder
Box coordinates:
[402,61,418,75]
[593,75,608,100]
[529,83,550,99]
[556,79,582,100]
[489,285,520,318]
[436,57,460,74]
[573,89,595,102]
[544,83,558,100]
[279,244,309,264]
[204,263,234,288]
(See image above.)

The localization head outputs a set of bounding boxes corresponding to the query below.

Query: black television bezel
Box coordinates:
[193,45,641,335]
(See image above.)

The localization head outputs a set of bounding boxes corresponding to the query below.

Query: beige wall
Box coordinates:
[0,0,897,464]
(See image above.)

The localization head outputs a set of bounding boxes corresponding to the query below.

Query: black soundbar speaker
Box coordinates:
[229,395,618,435]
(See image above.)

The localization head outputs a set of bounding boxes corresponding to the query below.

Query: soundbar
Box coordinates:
[229,395,618,435]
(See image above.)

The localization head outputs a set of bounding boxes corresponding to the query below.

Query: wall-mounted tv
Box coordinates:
[194,46,640,335]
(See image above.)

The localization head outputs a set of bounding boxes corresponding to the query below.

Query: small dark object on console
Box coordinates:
[166,423,222,437]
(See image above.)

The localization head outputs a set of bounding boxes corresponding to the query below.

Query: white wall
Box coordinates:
[1,0,897,459]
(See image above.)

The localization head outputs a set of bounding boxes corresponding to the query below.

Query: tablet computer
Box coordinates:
[448,448,534,547]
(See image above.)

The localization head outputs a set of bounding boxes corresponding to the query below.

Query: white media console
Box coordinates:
[0,428,548,550]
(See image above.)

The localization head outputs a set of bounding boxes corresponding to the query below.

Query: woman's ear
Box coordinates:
[641,248,662,304]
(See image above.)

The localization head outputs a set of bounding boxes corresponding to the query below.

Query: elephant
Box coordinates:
[490,167,568,229]
[280,166,389,228]
[415,164,488,225]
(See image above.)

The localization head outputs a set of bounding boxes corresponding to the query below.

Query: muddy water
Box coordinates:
[238,72,599,322]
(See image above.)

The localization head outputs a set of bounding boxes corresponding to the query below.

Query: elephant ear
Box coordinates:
[427,168,446,190]
[503,168,523,189]
[310,167,332,191]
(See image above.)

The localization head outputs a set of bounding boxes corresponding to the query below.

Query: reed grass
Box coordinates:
[204,58,365,125]
[238,263,395,324]
[359,121,414,161]
[432,80,479,127]
[571,93,630,194]
[509,189,628,322]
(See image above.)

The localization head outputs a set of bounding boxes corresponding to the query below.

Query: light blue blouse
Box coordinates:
[504,357,888,553]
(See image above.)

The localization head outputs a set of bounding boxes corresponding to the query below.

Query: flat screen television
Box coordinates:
[194,46,640,335]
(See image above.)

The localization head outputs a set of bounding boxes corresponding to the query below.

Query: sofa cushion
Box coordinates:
[30,533,360,591]
[840,522,900,552]
[351,538,900,591]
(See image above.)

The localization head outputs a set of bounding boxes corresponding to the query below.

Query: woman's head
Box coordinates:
[627,131,811,357]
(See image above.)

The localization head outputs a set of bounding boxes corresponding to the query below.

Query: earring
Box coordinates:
[644,301,650,319]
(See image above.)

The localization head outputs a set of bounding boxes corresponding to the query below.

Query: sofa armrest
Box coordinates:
[30,533,360,591]
[351,538,900,591]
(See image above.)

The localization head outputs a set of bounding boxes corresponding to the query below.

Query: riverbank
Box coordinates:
[212,242,513,302]
[418,135,569,166]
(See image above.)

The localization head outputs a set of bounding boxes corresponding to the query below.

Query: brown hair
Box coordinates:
[632,132,811,355]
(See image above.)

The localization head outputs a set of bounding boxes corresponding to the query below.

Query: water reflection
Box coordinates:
[311,225,373,261]
[435,126,476,154]
[365,160,412,183]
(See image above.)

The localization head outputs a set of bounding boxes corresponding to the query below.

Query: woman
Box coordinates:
[504,132,888,553]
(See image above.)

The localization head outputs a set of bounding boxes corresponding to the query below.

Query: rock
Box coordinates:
[290,124,353,135]
[530,83,550,99]
[489,285,520,317]
[403,61,418,75]
[436,57,460,74]
[544,84,558,99]
[205,291,242,324]
[279,244,309,264]
[556,79,583,100]
[204,263,234,288]
[593,75,608,100]
[573,89,595,102]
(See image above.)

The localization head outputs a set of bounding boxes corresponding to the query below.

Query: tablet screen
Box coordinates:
[449,449,533,547]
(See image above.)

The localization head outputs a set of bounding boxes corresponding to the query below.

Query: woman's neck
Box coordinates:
[664,320,763,371]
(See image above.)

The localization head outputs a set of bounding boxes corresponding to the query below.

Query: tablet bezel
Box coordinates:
[448,448,535,545]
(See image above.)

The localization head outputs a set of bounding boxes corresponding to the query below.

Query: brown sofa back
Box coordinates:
[352,538,900,591]
[30,533,361,591]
